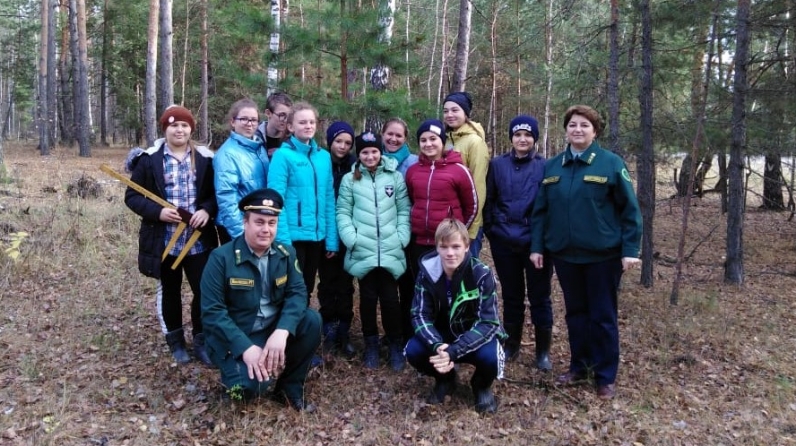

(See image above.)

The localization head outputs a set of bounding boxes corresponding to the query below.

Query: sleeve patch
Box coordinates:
[621,168,632,182]
[275,275,288,287]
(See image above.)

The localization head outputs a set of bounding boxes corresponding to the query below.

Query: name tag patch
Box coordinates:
[583,175,608,184]
[542,176,560,185]
[229,278,254,287]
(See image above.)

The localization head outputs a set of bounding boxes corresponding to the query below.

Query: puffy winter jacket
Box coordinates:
[445,120,490,239]
[336,157,411,280]
[405,150,478,246]
[213,131,269,238]
[125,139,218,278]
[483,149,546,251]
[267,135,339,252]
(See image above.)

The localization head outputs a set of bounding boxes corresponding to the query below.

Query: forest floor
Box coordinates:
[0,143,795,446]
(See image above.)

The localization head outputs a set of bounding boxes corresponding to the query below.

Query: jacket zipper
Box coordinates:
[424,161,436,243]
[371,171,381,266]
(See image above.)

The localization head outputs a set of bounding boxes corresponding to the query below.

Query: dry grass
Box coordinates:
[0,143,795,445]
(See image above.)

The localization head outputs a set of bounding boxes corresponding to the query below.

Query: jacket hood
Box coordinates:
[419,249,472,284]
[282,135,319,155]
[353,155,398,173]
[449,120,485,140]
[229,131,264,152]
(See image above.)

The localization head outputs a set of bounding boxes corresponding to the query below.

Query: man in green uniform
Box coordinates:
[201,188,321,411]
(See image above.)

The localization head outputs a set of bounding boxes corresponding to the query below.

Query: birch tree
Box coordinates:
[145,0,159,147]
[158,0,174,108]
[199,0,209,142]
[267,0,280,97]
[451,0,471,91]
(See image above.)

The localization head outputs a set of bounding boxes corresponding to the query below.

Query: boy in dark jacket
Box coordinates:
[405,218,506,414]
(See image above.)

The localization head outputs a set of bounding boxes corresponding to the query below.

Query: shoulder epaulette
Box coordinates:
[276,244,290,256]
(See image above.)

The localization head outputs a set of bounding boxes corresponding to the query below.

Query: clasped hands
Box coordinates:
[242,329,290,382]
[429,343,455,374]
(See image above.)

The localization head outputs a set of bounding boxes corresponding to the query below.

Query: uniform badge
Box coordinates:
[621,168,632,182]
[230,278,255,287]
[275,275,288,287]
[385,185,394,197]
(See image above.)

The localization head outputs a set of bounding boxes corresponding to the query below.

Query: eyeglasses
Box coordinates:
[273,112,288,121]
[235,117,259,125]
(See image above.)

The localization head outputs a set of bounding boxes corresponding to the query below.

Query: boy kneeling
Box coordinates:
[405,218,506,414]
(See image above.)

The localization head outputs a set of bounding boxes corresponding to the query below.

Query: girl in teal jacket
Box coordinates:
[336,131,411,371]
[267,102,338,303]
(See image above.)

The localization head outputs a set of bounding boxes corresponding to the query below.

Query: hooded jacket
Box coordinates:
[336,157,411,280]
[125,138,218,278]
[267,135,339,252]
[411,251,506,361]
[213,131,269,238]
[445,121,490,239]
[405,150,478,246]
[483,149,546,251]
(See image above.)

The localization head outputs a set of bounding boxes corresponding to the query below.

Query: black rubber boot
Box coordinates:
[387,336,406,372]
[534,326,553,371]
[165,328,190,364]
[363,335,380,369]
[336,321,356,358]
[427,370,457,404]
[193,332,213,366]
[470,373,498,414]
[321,321,338,354]
[502,323,523,362]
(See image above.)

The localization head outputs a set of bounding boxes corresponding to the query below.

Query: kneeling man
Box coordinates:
[201,188,321,411]
[405,218,506,414]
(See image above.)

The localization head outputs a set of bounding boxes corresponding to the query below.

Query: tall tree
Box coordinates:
[158,0,174,108]
[267,0,281,97]
[145,0,159,147]
[606,0,622,157]
[75,0,90,156]
[725,0,751,285]
[636,0,654,288]
[99,0,110,145]
[451,0,471,91]
[58,1,74,146]
[365,0,395,131]
[199,0,208,143]
[37,0,52,155]
[46,0,56,146]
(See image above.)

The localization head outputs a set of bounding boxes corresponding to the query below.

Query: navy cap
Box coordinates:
[443,92,473,117]
[509,115,539,141]
[238,188,284,216]
[416,119,447,145]
[355,131,382,155]
[326,121,355,147]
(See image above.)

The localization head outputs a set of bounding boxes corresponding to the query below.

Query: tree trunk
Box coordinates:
[46,0,57,146]
[267,0,281,97]
[761,153,784,210]
[75,0,91,157]
[451,0,471,91]
[158,0,174,109]
[606,0,623,157]
[199,0,209,143]
[436,0,449,105]
[488,1,498,154]
[542,0,553,157]
[38,0,52,155]
[725,0,750,285]
[99,0,109,146]
[636,0,654,288]
[365,0,395,131]
[59,1,75,147]
[145,0,159,147]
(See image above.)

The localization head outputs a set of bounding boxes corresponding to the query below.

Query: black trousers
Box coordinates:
[358,267,401,338]
[317,244,354,324]
[158,250,210,334]
[293,240,325,304]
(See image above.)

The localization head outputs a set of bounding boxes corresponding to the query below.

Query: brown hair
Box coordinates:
[226,98,259,130]
[286,101,318,127]
[382,117,409,138]
[563,105,604,138]
[265,92,293,112]
[434,218,470,247]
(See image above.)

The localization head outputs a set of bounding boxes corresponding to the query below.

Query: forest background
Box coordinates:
[0,0,795,444]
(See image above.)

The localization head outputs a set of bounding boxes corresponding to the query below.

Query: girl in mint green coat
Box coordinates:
[336,131,410,371]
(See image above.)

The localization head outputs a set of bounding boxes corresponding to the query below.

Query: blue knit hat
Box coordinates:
[416,119,447,145]
[509,115,539,141]
[443,92,473,117]
[326,121,355,147]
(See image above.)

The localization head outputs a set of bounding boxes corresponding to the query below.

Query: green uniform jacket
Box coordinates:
[200,236,308,362]
[446,121,490,239]
[531,141,642,263]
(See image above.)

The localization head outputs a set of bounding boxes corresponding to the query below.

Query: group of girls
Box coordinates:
[127,92,561,378]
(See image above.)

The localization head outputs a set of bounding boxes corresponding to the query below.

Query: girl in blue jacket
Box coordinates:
[336,132,411,371]
[267,102,339,303]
